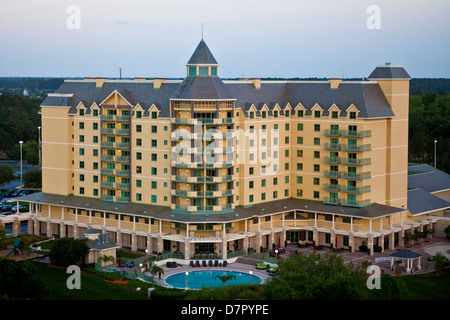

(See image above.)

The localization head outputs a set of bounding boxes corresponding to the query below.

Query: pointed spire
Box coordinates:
[187,39,218,65]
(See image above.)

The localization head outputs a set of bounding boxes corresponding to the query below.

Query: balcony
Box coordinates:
[340,130,371,138]
[324,129,341,137]
[101,168,115,175]
[115,183,130,190]
[115,129,130,135]
[324,143,340,150]
[340,198,371,207]
[323,184,340,192]
[101,154,114,162]
[101,141,115,148]
[101,128,115,134]
[323,197,340,205]
[340,185,371,193]
[116,142,130,149]
[341,157,371,166]
[323,170,340,178]
[101,181,115,188]
[115,196,130,203]
[340,171,371,179]
[115,169,130,176]
[115,155,130,162]
[116,115,130,122]
[339,144,371,152]
[101,114,114,121]
[324,156,340,164]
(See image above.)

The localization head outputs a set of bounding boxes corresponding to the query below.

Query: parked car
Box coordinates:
[0,205,13,212]
[19,190,34,196]
[0,190,15,201]
[0,211,14,216]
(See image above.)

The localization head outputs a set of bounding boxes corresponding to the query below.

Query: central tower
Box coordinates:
[170,40,236,213]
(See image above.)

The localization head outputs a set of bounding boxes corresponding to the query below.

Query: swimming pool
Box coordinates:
[165,270,263,289]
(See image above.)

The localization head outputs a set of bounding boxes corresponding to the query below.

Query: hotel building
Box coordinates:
[11,39,450,259]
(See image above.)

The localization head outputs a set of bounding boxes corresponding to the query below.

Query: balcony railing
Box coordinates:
[323,184,340,191]
[340,130,371,138]
[341,157,371,166]
[323,197,340,205]
[324,170,340,178]
[340,185,371,193]
[324,156,340,164]
[341,198,371,207]
[101,141,115,148]
[116,142,130,149]
[324,143,340,150]
[339,144,371,152]
[115,129,130,135]
[340,171,371,179]
[324,129,341,137]
[101,128,115,134]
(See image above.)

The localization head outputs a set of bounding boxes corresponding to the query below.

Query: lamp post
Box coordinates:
[38,126,41,167]
[275,249,278,260]
[19,141,23,189]
[185,271,189,289]
[434,140,437,168]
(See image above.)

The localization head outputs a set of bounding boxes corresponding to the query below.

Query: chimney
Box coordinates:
[153,78,165,89]
[95,78,107,88]
[251,78,261,89]
[328,78,342,89]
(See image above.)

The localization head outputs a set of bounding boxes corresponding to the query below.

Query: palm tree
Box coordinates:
[215,274,236,286]
[149,264,164,287]
[98,255,115,274]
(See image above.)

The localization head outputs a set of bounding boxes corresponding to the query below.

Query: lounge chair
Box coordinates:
[208,260,213,267]
[195,260,200,267]
[223,260,227,267]
[214,260,218,267]
[202,260,207,267]
[190,260,195,267]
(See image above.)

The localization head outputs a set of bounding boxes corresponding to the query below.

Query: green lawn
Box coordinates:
[32,262,149,300]
[402,268,450,300]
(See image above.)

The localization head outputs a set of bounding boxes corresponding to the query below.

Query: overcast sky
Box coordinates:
[0,0,449,79]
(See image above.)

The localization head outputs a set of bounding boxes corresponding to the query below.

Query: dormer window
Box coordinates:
[210,67,217,76]
[199,67,208,76]
[188,67,197,76]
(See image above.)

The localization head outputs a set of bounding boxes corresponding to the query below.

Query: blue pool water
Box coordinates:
[165,270,263,289]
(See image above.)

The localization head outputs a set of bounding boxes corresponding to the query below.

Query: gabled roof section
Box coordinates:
[187,39,218,65]
[407,188,450,215]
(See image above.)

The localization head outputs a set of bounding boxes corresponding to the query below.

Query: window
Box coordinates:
[273,191,278,199]
[297,137,303,144]
[151,140,157,147]
[79,174,84,182]
[152,181,157,189]
[285,176,289,183]
[285,123,290,131]
[285,136,289,144]
[79,161,84,169]
[314,124,320,132]
[297,176,303,184]
[314,137,320,146]
[285,163,289,170]
[210,67,217,76]
[349,111,357,119]
[297,163,303,171]
[78,122,84,129]
[297,123,303,131]
[93,162,98,170]
[313,191,320,199]
[297,150,303,158]
[332,111,338,119]
[93,175,98,183]
[136,166,142,174]
[188,66,196,76]
[79,148,84,156]
[285,150,289,157]
[314,151,320,159]
[273,177,278,185]
[79,135,84,143]
[249,111,254,119]
[136,111,142,118]
[79,109,84,116]
[151,111,158,119]
[136,180,142,187]
[297,189,303,197]
[274,110,278,118]
[93,110,98,116]
[152,125,157,133]
[136,125,142,132]
[151,195,157,203]
[262,111,266,118]
[93,136,98,143]
[261,193,266,201]
[136,138,142,146]
[151,153,157,161]
[151,167,157,175]
[249,181,254,189]
[313,177,320,185]
[93,189,98,196]
[199,66,208,76]
[314,110,321,118]
[136,152,142,160]
[249,195,254,203]
[274,124,278,131]
[249,167,254,175]
[285,189,289,196]
[79,187,85,195]
[297,110,304,117]
[136,193,142,201]
[261,179,266,187]
[314,164,320,172]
